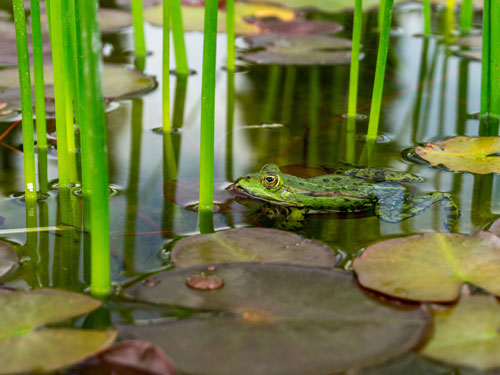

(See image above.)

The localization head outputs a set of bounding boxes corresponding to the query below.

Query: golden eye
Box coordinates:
[262,174,279,189]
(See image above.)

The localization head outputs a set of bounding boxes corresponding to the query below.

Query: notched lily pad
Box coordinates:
[243,34,352,65]
[0,289,116,374]
[171,227,337,268]
[353,231,500,302]
[144,3,294,35]
[420,295,500,370]
[120,263,429,375]
[0,241,18,278]
[415,136,500,174]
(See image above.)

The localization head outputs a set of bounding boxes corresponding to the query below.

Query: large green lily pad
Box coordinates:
[353,232,500,302]
[144,3,295,34]
[415,136,500,174]
[171,227,337,267]
[0,289,117,374]
[243,34,352,65]
[420,295,500,370]
[120,263,429,375]
[0,241,18,278]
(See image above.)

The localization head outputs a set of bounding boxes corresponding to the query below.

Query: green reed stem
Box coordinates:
[348,0,362,118]
[446,0,455,37]
[422,0,432,35]
[48,0,70,188]
[481,0,500,119]
[378,0,386,30]
[78,0,110,296]
[132,0,147,58]
[163,0,171,131]
[460,0,473,31]
[367,0,394,140]
[225,70,235,181]
[281,67,296,124]
[13,0,37,201]
[173,74,188,128]
[198,0,218,214]
[263,66,282,123]
[171,0,189,75]
[30,0,47,150]
[226,0,235,71]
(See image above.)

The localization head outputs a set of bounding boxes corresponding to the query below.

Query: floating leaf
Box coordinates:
[0,289,117,374]
[489,218,500,237]
[120,263,428,375]
[246,0,410,14]
[98,8,133,32]
[249,18,342,35]
[243,34,352,65]
[0,241,17,278]
[456,50,482,61]
[171,227,337,268]
[420,296,500,370]
[415,136,500,174]
[0,64,156,101]
[455,35,482,48]
[144,3,295,34]
[353,232,500,302]
[79,341,176,375]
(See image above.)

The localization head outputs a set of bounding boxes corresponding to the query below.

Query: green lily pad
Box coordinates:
[243,34,352,65]
[0,241,17,278]
[246,0,409,14]
[120,263,429,375]
[353,231,500,302]
[144,3,295,34]
[415,136,500,174]
[420,295,500,370]
[0,64,155,101]
[0,289,117,374]
[171,227,337,268]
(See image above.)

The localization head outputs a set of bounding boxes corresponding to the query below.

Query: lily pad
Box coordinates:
[353,231,500,302]
[0,241,18,278]
[456,50,482,61]
[0,64,156,100]
[171,227,337,267]
[455,35,482,48]
[246,0,410,14]
[420,295,500,370]
[249,18,342,35]
[415,136,500,174]
[243,34,352,65]
[120,263,428,375]
[0,289,117,374]
[144,3,295,35]
[489,218,500,237]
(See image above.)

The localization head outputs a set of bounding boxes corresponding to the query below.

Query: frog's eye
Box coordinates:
[261,173,280,189]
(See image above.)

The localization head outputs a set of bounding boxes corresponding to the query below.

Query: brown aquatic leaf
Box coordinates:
[249,18,342,35]
[415,136,500,174]
[0,241,17,279]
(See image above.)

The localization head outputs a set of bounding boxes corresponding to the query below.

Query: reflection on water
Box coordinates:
[0,6,497,292]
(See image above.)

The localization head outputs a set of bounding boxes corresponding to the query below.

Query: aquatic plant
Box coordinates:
[163,0,171,131]
[347,0,362,118]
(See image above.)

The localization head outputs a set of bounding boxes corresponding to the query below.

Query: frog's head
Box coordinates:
[232,164,299,205]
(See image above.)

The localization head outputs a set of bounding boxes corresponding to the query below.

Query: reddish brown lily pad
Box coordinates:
[415,136,500,174]
[120,263,428,375]
[171,227,337,268]
[0,241,18,279]
[353,231,500,302]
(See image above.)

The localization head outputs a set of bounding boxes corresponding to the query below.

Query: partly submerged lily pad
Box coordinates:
[0,64,155,106]
[0,289,116,374]
[353,232,500,302]
[120,263,428,375]
[243,34,352,65]
[171,227,337,268]
[415,136,500,174]
[0,241,18,278]
[144,3,295,34]
[420,295,500,370]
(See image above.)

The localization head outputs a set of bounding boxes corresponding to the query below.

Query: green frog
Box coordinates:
[232,164,459,229]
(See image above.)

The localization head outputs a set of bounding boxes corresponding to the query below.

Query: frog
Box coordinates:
[232,164,460,229]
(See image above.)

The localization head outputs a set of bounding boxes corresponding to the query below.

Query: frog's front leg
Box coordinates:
[375,186,460,231]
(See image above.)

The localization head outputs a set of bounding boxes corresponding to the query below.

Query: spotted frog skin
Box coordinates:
[233,164,459,227]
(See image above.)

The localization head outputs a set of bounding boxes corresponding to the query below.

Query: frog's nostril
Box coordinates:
[246,176,251,180]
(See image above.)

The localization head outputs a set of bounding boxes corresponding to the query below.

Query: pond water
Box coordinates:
[0,1,499,374]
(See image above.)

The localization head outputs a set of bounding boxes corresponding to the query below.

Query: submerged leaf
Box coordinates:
[243,34,352,65]
[0,241,17,279]
[144,3,294,34]
[0,289,116,374]
[415,136,500,174]
[121,263,428,375]
[420,296,500,370]
[353,232,500,302]
[171,227,337,267]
